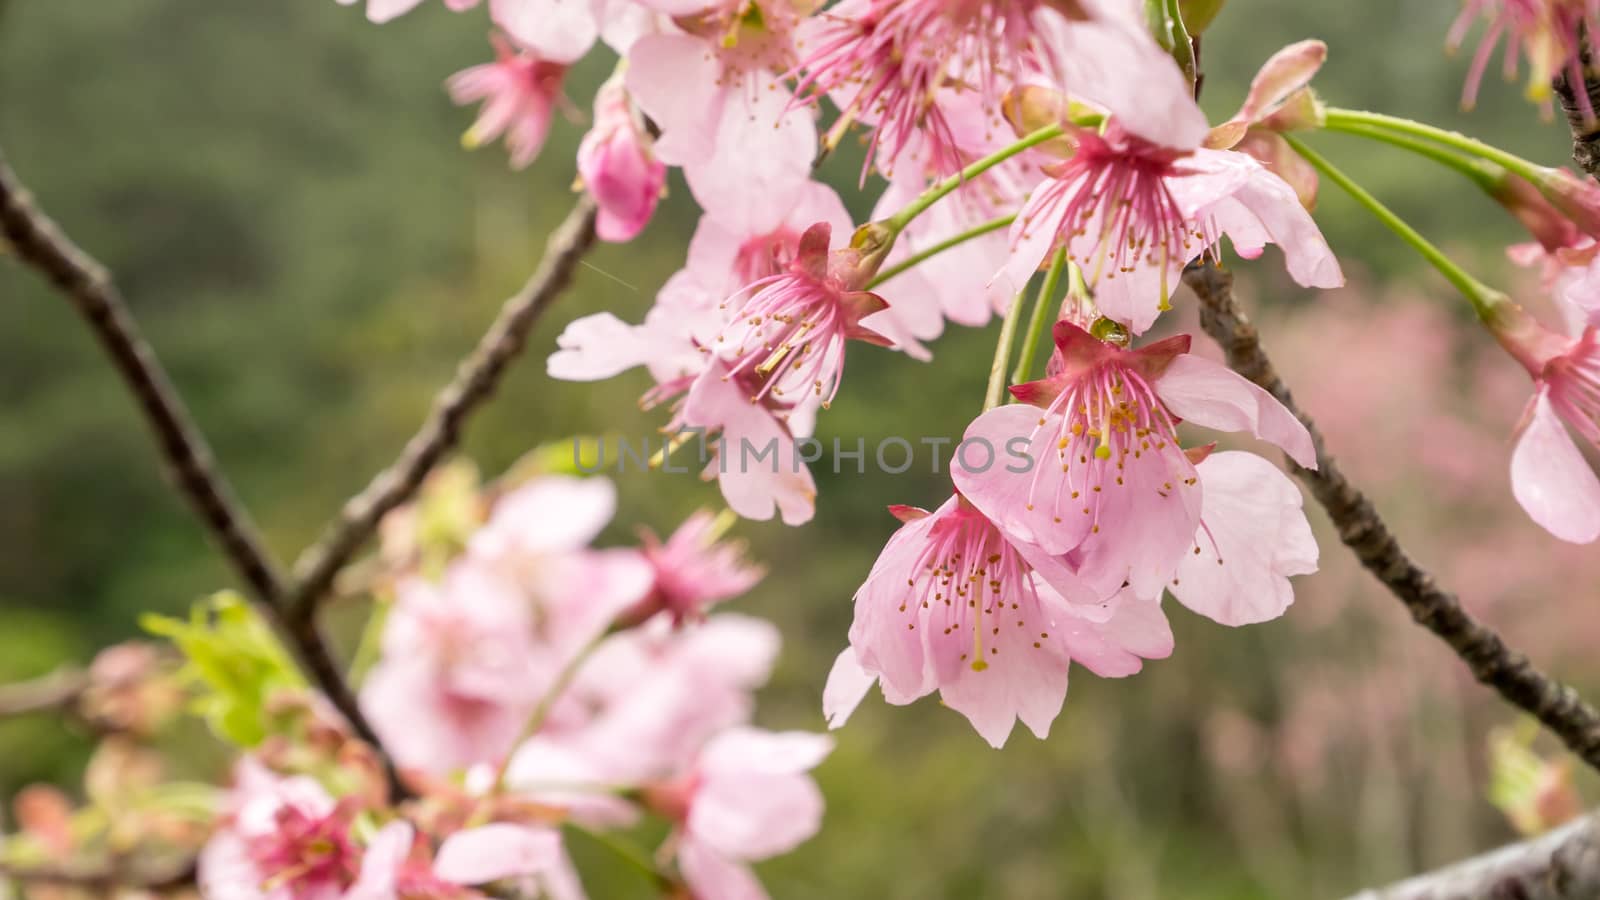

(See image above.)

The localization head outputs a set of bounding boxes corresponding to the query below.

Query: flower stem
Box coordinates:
[884,125,1063,235]
[1012,247,1067,385]
[1329,122,1505,192]
[866,214,1016,289]
[985,289,1028,411]
[489,635,605,795]
[1282,133,1511,320]
[1322,108,1552,185]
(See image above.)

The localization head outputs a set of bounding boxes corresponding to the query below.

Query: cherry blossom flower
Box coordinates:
[952,321,1316,600]
[1204,39,1329,211]
[624,0,815,222]
[576,73,665,243]
[628,510,764,623]
[823,493,1175,746]
[448,34,568,170]
[360,564,544,774]
[1487,303,1600,542]
[526,613,781,783]
[1447,0,1599,118]
[645,727,832,900]
[199,759,374,899]
[792,0,1052,177]
[991,52,1342,333]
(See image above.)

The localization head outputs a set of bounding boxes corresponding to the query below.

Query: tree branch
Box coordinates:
[1345,811,1600,900]
[1181,262,1600,772]
[0,667,87,718]
[285,194,599,623]
[0,150,402,797]
[1555,39,1600,179]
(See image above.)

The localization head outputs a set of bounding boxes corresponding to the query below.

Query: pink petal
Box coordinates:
[546,312,660,380]
[1511,392,1600,543]
[1048,6,1208,150]
[1171,452,1317,625]
[625,34,723,164]
[345,822,414,900]
[823,648,876,729]
[1236,40,1327,124]
[365,0,427,22]
[491,0,598,64]
[1153,353,1317,468]
[1194,155,1344,289]
[682,75,815,228]
[435,824,562,885]
[678,838,770,900]
[684,367,817,526]
[1055,588,1173,678]
[935,589,1073,747]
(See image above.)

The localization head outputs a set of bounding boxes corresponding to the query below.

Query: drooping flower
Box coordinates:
[990,48,1343,334]
[792,0,1051,177]
[1447,0,1599,118]
[628,510,765,624]
[1486,302,1600,542]
[577,72,665,243]
[823,493,1173,747]
[952,321,1316,599]
[448,34,568,170]
[624,0,815,221]
[643,727,832,900]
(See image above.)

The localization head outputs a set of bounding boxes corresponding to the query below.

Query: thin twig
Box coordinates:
[1344,811,1600,900]
[0,151,287,608]
[0,150,403,798]
[285,195,599,623]
[0,667,87,718]
[1181,262,1600,772]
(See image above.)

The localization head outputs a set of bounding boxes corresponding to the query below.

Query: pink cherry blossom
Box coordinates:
[952,321,1315,600]
[1489,304,1600,542]
[448,34,568,170]
[992,122,1343,333]
[646,727,831,900]
[824,494,1176,747]
[1204,39,1328,211]
[199,759,375,900]
[629,510,764,623]
[360,564,543,774]
[336,0,479,25]
[1448,0,1598,117]
[529,613,780,783]
[624,2,815,222]
[576,73,665,243]
[792,0,1052,177]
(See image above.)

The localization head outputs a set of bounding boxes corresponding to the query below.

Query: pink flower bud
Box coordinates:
[577,75,666,243]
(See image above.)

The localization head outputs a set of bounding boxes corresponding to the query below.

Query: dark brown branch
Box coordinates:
[1181,262,1600,772]
[1345,811,1600,900]
[1556,33,1600,178]
[286,195,599,623]
[0,667,87,718]
[0,150,402,798]
[0,151,288,610]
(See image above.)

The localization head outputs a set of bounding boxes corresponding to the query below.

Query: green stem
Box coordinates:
[1282,133,1510,320]
[885,125,1063,234]
[489,637,604,795]
[867,214,1015,289]
[985,288,1028,411]
[1323,108,1551,185]
[1012,247,1067,385]
[1330,122,1505,192]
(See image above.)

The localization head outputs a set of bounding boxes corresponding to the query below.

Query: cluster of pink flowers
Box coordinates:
[196,471,826,899]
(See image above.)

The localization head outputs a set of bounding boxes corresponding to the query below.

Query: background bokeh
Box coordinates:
[2,1,1597,897]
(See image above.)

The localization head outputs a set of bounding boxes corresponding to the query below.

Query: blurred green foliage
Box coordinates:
[0,0,1591,896]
